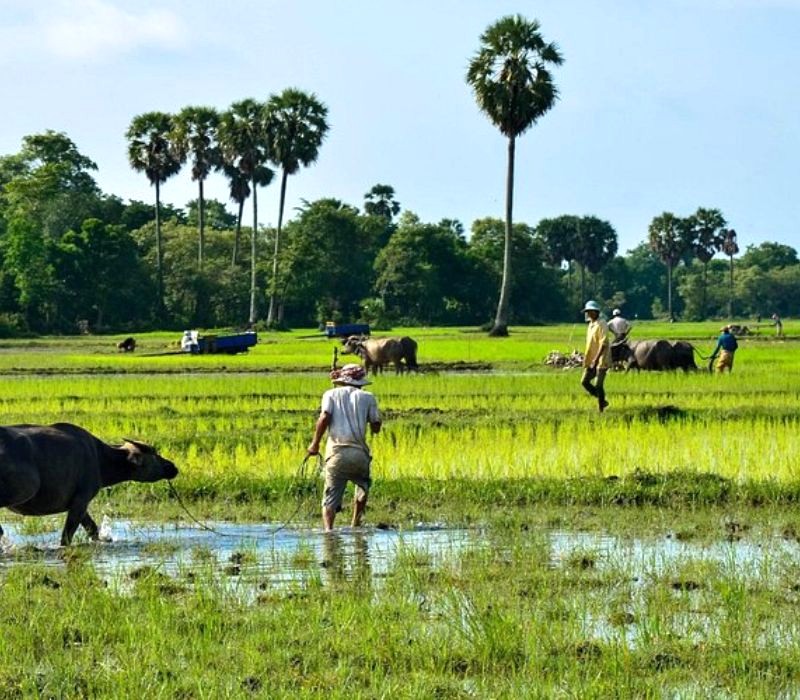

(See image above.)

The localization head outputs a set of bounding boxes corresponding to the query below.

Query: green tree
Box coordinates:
[467,15,563,336]
[280,199,377,325]
[185,198,236,231]
[172,107,222,270]
[648,212,691,320]
[55,219,154,329]
[264,88,329,327]
[364,184,401,221]
[126,112,183,310]
[535,215,580,304]
[739,241,798,271]
[721,228,740,318]
[469,217,564,323]
[687,207,726,319]
[374,213,474,324]
[218,100,274,324]
[572,216,618,301]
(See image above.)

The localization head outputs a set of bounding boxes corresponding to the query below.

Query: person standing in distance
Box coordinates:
[608,308,632,343]
[307,363,382,531]
[709,325,738,373]
[580,300,611,412]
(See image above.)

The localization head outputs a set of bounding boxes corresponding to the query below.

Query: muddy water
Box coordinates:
[3,521,800,595]
[0,520,479,593]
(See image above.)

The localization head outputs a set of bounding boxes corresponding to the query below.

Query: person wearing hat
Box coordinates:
[581,300,611,412]
[709,325,738,373]
[608,308,632,344]
[307,363,382,530]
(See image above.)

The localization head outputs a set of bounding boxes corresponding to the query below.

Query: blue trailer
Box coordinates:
[324,322,370,339]
[183,330,257,354]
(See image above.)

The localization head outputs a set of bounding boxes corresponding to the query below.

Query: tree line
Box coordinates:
[0,128,794,336]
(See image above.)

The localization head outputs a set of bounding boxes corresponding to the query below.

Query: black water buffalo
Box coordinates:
[618,340,699,371]
[117,337,136,352]
[0,423,178,546]
[341,335,418,374]
[670,341,699,371]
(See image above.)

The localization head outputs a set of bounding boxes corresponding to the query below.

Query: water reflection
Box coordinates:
[321,531,371,587]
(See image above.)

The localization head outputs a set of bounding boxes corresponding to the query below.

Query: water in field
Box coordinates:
[0,519,478,595]
[4,520,800,612]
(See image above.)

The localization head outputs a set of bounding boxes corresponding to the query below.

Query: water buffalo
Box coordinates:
[619,340,677,371]
[0,423,178,546]
[670,341,699,371]
[117,337,136,352]
[618,340,700,371]
[341,335,418,374]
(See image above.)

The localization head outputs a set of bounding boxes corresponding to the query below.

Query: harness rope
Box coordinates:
[165,453,323,539]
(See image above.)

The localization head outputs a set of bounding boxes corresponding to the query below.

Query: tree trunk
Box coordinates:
[667,262,673,321]
[198,179,205,271]
[579,265,586,305]
[155,180,163,313]
[232,199,244,268]
[267,169,289,328]
[728,255,734,318]
[489,136,515,337]
[248,176,258,326]
[701,262,708,320]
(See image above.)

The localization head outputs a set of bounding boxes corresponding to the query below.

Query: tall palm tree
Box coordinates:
[217,100,273,325]
[467,15,563,336]
[648,212,691,321]
[688,207,726,319]
[125,111,182,310]
[172,106,221,270]
[264,88,329,327]
[721,228,739,318]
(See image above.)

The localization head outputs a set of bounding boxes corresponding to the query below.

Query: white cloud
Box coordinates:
[41,0,187,60]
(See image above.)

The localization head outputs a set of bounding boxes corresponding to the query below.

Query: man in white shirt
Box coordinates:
[608,308,632,343]
[308,364,382,531]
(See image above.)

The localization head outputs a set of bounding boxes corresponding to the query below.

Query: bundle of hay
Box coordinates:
[544,349,584,369]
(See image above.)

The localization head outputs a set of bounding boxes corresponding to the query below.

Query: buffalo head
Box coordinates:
[121,438,178,482]
[340,335,364,356]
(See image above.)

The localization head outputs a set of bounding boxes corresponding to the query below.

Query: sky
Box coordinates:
[1,0,799,254]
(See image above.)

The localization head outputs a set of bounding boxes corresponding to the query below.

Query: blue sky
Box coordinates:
[1,0,798,254]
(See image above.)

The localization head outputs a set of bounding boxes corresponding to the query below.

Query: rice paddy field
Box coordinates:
[2,321,800,697]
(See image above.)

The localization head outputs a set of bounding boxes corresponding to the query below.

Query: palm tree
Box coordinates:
[125,112,182,310]
[364,184,401,221]
[648,212,691,321]
[172,106,221,270]
[721,228,739,318]
[264,88,329,327]
[217,100,273,325]
[578,216,618,297]
[467,15,563,336]
[688,207,726,319]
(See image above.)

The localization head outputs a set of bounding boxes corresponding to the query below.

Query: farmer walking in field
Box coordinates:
[307,363,382,531]
[580,300,611,412]
[709,325,738,373]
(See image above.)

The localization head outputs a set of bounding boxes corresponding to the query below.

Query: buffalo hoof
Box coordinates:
[599,399,609,413]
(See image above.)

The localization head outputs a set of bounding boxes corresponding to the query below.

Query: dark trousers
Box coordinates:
[581,367,607,402]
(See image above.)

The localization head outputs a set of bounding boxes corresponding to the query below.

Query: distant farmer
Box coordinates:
[709,325,739,373]
[608,308,632,344]
[580,300,611,412]
[771,313,784,338]
[307,363,382,531]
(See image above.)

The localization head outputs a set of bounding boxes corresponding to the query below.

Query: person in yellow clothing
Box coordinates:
[580,300,611,412]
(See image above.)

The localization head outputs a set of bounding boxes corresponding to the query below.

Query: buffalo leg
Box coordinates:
[61,498,92,546]
[80,513,100,540]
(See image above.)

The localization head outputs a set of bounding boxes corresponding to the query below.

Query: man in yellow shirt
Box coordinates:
[580,300,611,412]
